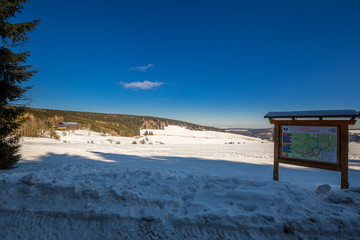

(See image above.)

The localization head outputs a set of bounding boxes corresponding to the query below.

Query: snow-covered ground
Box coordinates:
[1,126,360,239]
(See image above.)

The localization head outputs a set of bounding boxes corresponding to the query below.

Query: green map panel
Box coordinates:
[282,126,337,163]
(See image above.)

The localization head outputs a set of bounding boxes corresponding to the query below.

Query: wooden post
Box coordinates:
[273,124,280,181]
[340,124,349,189]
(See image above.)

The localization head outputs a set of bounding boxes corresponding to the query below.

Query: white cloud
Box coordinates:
[128,63,154,71]
[117,80,165,90]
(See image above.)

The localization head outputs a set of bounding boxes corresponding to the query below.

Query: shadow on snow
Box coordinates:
[15,151,360,189]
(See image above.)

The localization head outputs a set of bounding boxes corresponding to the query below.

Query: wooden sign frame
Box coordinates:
[270,118,356,189]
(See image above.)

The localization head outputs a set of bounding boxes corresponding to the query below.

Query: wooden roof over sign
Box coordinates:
[264,110,360,119]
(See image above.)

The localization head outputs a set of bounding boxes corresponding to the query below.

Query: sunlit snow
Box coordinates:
[1,126,359,239]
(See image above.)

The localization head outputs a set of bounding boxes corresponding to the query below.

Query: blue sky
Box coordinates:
[16,0,360,128]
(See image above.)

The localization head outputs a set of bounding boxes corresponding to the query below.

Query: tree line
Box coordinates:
[17,107,224,137]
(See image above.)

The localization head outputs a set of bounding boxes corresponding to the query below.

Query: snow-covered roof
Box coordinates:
[59,122,79,126]
[264,110,360,119]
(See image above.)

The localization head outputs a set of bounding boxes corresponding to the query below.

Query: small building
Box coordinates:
[54,122,80,130]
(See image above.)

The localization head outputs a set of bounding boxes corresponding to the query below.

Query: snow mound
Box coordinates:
[1,165,360,239]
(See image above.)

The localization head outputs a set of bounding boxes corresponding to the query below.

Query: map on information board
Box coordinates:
[281,126,337,163]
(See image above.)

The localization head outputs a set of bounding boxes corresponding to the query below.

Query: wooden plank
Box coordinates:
[273,124,280,181]
[270,119,356,126]
[278,159,342,171]
[340,124,349,189]
[279,156,339,167]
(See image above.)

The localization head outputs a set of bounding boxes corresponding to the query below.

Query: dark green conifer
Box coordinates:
[0,0,40,169]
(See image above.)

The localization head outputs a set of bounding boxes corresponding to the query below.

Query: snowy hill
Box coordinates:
[1,126,360,239]
[20,107,224,137]
[140,125,265,144]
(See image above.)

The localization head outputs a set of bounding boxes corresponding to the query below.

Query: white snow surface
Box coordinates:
[1,126,360,239]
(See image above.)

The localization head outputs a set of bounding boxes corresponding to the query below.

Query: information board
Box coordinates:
[281,126,338,163]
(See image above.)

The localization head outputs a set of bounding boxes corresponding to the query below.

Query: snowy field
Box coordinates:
[1,126,360,239]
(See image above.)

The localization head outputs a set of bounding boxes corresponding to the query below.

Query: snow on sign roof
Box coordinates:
[264,110,360,119]
[60,122,79,126]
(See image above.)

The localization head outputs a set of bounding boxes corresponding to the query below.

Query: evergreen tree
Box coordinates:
[0,0,40,169]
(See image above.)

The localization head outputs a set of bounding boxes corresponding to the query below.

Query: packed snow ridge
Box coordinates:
[1,126,360,239]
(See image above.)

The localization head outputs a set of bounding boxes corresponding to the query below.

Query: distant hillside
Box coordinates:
[226,128,273,141]
[17,107,223,137]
